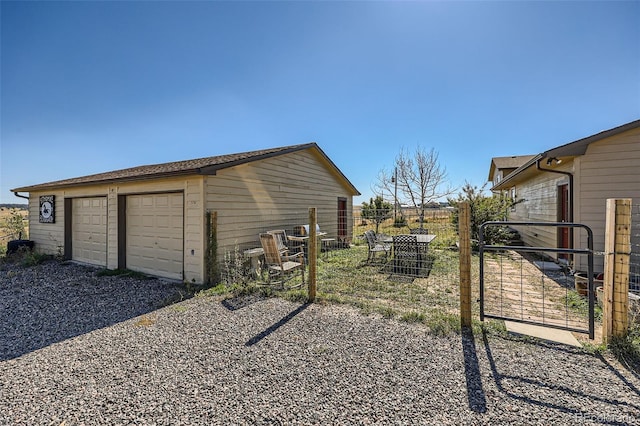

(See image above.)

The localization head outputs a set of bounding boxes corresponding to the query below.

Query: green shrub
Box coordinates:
[449,183,515,246]
[20,248,51,266]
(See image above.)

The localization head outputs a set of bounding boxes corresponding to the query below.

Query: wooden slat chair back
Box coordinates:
[259,233,305,287]
[267,229,289,255]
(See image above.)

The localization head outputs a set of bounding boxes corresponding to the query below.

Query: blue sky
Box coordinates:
[1,1,639,205]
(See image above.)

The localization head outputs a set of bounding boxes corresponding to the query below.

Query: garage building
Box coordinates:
[11,143,360,283]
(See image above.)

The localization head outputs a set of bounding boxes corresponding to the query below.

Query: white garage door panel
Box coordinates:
[72,197,107,266]
[126,193,183,280]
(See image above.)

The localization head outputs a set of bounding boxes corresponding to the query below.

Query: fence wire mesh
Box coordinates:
[347,208,462,319]
[481,245,593,334]
[215,210,312,286]
[630,204,640,297]
[214,206,464,321]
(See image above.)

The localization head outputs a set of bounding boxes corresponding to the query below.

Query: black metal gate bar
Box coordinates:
[479,221,594,340]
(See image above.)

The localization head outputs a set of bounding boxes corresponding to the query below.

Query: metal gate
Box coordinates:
[479,221,595,340]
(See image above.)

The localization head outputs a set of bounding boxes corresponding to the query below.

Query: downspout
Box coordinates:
[536,159,574,262]
[12,191,30,201]
[535,159,574,223]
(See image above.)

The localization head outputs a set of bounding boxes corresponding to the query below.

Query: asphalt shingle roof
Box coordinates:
[12,143,361,194]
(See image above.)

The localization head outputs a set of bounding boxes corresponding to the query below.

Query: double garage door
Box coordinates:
[70,193,184,280]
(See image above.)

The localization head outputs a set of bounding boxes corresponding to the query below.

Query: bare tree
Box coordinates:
[373,146,455,227]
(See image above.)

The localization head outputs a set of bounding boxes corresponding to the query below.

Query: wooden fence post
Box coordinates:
[459,202,472,328]
[603,199,632,343]
[308,207,317,302]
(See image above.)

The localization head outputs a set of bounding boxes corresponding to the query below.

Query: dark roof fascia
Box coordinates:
[201,142,360,196]
[544,119,640,158]
[199,143,316,175]
[12,142,361,196]
[11,144,315,193]
[491,154,543,191]
[491,119,640,191]
[12,169,199,193]
[487,155,536,181]
[200,142,362,195]
[310,144,362,196]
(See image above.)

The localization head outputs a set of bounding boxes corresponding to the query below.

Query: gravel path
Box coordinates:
[1,261,639,425]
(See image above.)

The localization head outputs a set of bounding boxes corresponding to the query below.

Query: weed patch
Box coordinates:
[400,311,426,323]
[135,314,157,327]
[609,324,640,373]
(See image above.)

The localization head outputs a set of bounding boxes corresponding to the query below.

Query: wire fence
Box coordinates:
[351,208,459,276]
[631,203,640,296]
[214,207,464,320]
[480,225,593,334]
[215,210,313,285]
[345,208,463,317]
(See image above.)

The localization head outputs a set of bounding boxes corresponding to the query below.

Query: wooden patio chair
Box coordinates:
[392,234,421,276]
[364,230,391,263]
[259,233,305,287]
[267,229,289,255]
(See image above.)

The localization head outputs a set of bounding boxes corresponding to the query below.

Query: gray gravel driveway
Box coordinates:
[1,261,639,425]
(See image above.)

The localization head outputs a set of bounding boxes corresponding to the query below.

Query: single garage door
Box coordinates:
[72,197,108,266]
[126,193,184,280]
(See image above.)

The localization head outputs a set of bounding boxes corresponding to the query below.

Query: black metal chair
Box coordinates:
[364,230,391,263]
[392,235,421,276]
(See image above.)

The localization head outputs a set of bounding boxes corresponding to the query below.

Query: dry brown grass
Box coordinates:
[0,206,29,250]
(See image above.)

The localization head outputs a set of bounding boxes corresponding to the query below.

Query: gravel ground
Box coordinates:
[1,261,639,425]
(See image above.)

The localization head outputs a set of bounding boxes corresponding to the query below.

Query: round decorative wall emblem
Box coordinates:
[39,195,55,223]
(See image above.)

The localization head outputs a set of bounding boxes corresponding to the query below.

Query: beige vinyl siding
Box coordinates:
[23,147,355,283]
[205,149,353,256]
[27,192,65,255]
[27,176,205,282]
[575,127,640,272]
[508,168,569,251]
[184,178,205,283]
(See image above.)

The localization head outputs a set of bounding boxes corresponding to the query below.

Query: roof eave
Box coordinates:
[491,154,544,191]
[11,142,361,197]
[200,142,360,196]
[199,143,317,175]
[545,119,640,158]
[492,119,640,191]
[11,169,201,193]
